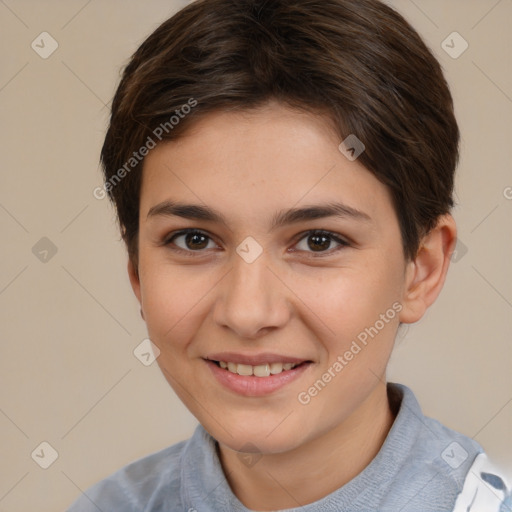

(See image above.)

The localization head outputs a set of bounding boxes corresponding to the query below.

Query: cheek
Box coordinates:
[139,263,215,349]
[295,264,401,337]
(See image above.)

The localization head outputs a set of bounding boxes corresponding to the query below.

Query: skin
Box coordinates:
[128,100,457,510]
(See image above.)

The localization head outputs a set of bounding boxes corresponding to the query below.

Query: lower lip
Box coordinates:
[204,359,312,397]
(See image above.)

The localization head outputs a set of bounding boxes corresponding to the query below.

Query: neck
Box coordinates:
[217,381,396,511]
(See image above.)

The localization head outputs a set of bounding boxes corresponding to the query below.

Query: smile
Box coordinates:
[214,360,300,377]
[204,358,313,397]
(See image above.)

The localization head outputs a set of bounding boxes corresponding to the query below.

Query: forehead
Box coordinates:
[139,103,395,228]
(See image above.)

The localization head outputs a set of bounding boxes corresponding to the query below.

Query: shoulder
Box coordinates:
[452,452,512,512]
[382,384,484,510]
[66,436,189,511]
[382,384,511,512]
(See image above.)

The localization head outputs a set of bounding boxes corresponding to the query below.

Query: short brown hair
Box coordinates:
[100,0,459,269]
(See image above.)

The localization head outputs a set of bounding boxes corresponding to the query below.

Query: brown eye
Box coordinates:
[294,230,349,255]
[307,233,332,252]
[165,230,216,252]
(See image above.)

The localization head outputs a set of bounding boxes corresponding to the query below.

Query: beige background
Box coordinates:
[0,1,511,510]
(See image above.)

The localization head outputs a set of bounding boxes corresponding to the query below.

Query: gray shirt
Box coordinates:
[67,383,489,511]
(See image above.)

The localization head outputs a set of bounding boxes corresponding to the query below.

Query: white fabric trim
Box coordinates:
[453,453,511,512]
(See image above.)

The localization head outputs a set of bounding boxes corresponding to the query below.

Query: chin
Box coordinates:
[213,423,306,455]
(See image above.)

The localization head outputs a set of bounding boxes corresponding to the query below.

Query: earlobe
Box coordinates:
[399,214,457,324]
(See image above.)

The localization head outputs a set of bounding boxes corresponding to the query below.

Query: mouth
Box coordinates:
[208,359,311,377]
[203,355,314,397]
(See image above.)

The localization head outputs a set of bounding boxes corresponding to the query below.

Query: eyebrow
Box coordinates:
[146,200,372,230]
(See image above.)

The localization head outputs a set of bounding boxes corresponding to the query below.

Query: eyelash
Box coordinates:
[162,228,350,257]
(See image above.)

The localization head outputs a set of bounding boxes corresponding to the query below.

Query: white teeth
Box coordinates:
[270,362,284,374]
[253,364,270,377]
[236,364,253,376]
[216,360,300,377]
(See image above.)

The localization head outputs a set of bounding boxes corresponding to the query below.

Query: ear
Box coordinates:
[399,214,457,324]
[127,257,142,305]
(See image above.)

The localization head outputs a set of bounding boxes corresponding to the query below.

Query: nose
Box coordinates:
[212,251,291,339]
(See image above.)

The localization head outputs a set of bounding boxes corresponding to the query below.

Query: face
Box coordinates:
[130,101,410,454]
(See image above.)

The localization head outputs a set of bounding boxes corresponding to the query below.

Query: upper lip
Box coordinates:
[205,352,311,366]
